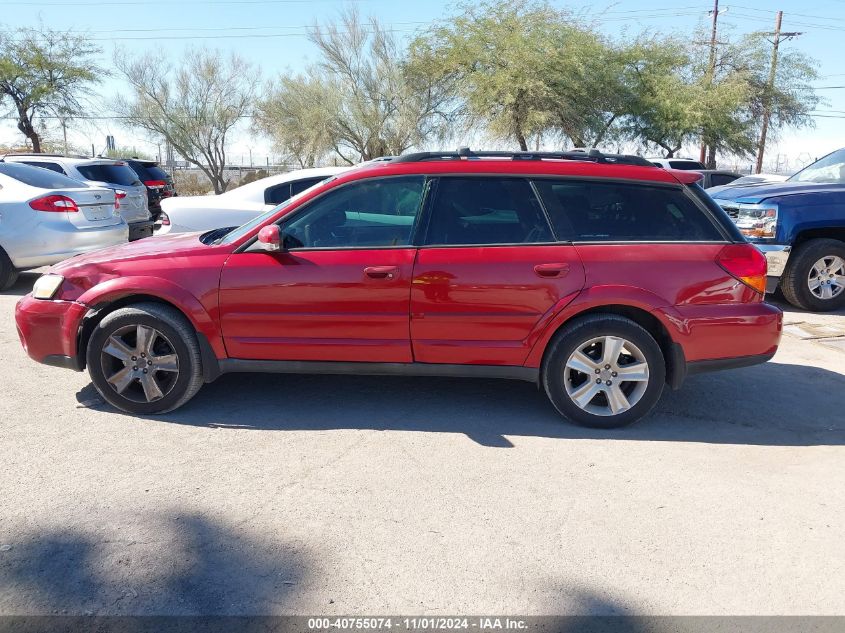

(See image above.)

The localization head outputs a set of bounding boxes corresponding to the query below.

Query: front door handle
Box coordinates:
[534,263,570,278]
[364,266,399,280]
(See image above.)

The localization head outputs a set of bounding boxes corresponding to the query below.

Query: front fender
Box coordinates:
[77,276,225,358]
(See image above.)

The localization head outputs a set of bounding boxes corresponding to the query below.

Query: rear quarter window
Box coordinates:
[533,179,724,242]
[76,163,140,186]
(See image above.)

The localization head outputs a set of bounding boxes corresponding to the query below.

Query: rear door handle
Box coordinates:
[534,263,570,278]
[364,266,399,280]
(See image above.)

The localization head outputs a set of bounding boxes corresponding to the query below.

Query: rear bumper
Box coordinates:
[128,220,155,241]
[15,295,88,369]
[656,301,783,366]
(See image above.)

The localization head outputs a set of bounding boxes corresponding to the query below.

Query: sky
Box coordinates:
[1,0,844,173]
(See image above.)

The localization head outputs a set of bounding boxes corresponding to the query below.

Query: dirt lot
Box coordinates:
[0,272,843,616]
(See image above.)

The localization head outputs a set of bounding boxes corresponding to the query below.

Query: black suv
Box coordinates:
[124,159,177,221]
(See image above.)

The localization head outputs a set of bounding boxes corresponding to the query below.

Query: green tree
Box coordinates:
[409,0,563,151]
[114,49,258,193]
[0,26,103,153]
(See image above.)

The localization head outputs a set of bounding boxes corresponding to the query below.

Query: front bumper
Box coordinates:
[15,295,88,370]
[128,220,156,241]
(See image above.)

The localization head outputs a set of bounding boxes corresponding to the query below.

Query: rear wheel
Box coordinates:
[542,315,665,429]
[0,248,18,291]
[781,239,845,311]
[86,302,203,414]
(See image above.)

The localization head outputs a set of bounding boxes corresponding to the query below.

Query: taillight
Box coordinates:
[717,244,767,294]
[114,190,127,210]
[158,211,171,226]
[144,179,166,189]
[29,195,79,213]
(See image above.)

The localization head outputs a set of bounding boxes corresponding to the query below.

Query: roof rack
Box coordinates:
[1,152,91,160]
[392,147,654,167]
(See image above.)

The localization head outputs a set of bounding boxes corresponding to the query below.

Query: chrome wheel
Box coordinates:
[808,255,845,300]
[563,336,650,417]
[100,324,180,403]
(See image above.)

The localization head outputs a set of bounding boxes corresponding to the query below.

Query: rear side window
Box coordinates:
[425,177,553,246]
[0,162,87,189]
[76,163,140,186]
[533,179,724,242]
[668,161,705,170]
[265,183,292,205]
[709,173,739,187]
[21,161,66,175]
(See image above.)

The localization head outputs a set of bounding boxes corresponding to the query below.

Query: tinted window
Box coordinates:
[76,163,140,186]
[128,161,169,181]
[709,173,739,187]
[533,180,723,242]
[21,161,66,175]
[0,162,88,189]
[282,176,425,248]
[290,177,325,197]
[425,177,553,246]
[668,161,705,170]
[265,183,291,205]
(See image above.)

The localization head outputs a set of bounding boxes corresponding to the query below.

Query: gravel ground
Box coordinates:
[0,273,843,616]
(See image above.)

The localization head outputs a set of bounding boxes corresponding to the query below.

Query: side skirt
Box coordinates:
[217,359,539,383]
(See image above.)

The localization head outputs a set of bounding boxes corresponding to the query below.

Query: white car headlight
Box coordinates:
[32,274,64,300]
[735,204,778,239]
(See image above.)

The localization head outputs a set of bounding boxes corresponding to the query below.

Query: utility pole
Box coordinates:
[699,0,721,165]
[60,118,68,156]
[755,11,802,174]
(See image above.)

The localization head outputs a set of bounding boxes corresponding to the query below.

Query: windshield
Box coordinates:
[216,176,336,245]
[789,148,845,184]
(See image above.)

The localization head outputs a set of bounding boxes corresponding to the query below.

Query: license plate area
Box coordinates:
[82,204,113,221]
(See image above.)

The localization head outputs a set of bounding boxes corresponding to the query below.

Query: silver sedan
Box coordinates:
[0,162,128,290]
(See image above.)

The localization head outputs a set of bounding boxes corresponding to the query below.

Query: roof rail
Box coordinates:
[1,152,91,160]
[391,147,654,167]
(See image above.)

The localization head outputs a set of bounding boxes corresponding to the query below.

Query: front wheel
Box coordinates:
[86,302,204,414]
[542,315,666,429]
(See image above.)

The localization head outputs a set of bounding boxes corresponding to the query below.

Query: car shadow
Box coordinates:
[77,360,845,448]
[0,513,309,616]
[1,271,39,297]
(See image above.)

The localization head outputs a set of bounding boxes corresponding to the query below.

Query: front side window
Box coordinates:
[282,176,425,249]
[533,179,723,242]
[424,177,553,246]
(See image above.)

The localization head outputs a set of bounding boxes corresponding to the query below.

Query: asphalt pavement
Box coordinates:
[1,272,843,615]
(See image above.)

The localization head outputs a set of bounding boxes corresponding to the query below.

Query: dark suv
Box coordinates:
[124,159,176,221]
[15,150,782,428]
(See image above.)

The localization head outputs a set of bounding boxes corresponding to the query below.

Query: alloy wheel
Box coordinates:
[808,255,845,300]
[563,335,650,417]
[100,324,180,403]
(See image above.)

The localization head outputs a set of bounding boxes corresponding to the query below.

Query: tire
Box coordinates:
[86,302,204,415]
[0,248,18,291]
[780,239,845,312]
[542,314,666,429]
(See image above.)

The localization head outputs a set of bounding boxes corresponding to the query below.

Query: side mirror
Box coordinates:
[257,225,282,252]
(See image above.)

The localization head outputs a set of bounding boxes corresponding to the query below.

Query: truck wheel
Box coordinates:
[0,248,19,291]
[780,239,845,311]
[86,302,204,415]
[542,314,666,429]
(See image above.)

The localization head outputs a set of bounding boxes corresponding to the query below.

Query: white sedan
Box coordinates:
[156,167,349,235]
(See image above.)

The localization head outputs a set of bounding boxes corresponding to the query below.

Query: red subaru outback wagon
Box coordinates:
[15,150,782,428]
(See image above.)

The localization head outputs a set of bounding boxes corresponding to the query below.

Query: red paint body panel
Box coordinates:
[15,296,88,363]
[410,245,585,364]
[219,249,417,362]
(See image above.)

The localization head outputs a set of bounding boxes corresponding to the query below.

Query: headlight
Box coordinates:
[735,204,778,239]
[32,274,64,300]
